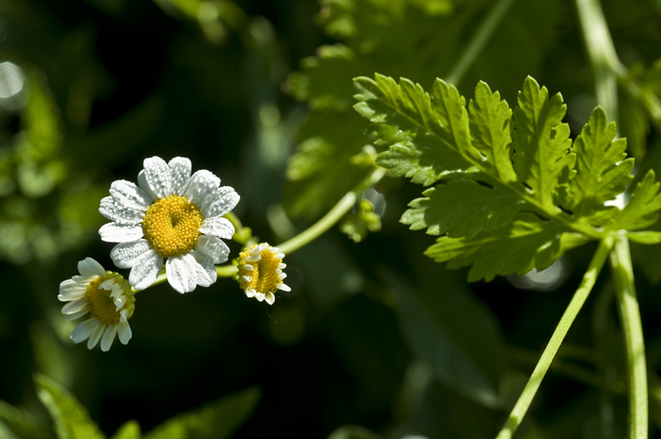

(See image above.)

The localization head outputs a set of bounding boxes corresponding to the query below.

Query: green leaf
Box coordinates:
[340,198,382,242]
[144,387,261,439]
[425,213,589,282]
[565,107,634,217]
[511,76,574,210]
[386,269,503,408]
[468,81,516,183]
[402,179,528,238]
[0,399,46,439]
[110,421,141,439]
[355,74,476,185]
[35,374,105,439]
[608,170,661,231]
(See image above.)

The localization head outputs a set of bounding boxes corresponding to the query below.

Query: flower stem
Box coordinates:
[444,0,515,86]
[610,234,648,439]
[277,167,385,255]
[495,237,614,439]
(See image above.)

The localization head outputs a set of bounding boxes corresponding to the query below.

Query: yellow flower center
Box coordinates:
[142,195,204,258]
[239,245,281,294]
[85,274,135,326]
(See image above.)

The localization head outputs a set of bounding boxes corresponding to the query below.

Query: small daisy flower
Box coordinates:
[99,156,240,294]
[58,258,136,352]
[237,242,290,305]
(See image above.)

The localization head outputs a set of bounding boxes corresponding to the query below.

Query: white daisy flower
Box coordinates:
[99,156,240,293]
[58,257,136,352]
[237,242,290,305]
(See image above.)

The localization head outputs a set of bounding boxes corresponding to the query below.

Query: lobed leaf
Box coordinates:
[402,179,529,239]
[424,213,589,282]
[565,107,634,217]
[511,76,574,210]
[608,170,661,231]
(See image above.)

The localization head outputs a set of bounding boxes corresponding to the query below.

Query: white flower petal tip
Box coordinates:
[237,242,289,305]
[59,258,136,351]
[99,156,239,294]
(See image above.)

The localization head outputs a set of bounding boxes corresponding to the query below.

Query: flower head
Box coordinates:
[99,156,240,293]
[237,243,290,305]
[58,258,135,352]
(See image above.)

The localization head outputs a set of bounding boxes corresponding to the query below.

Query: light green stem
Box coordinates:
[610,234,648,439]
[444,0,515,86]
[575,0,625,124]
[277,167,385,255]
[495,237,614,439]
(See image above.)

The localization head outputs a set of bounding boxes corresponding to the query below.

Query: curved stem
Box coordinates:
[444,0,515,86]
[610,234,648,439]
[495,237,614,439]
[277,167,385,255]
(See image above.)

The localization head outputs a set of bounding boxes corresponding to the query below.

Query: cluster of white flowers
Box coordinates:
[58,156,289,351]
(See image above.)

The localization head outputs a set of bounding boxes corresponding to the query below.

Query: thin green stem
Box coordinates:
[575,0,625,124]
[277,167,385,255]
[444,0,515,86]
[495,237,614,439]
[610,234,648,439]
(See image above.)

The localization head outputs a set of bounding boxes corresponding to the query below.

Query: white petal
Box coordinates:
[110,240,152,268]
[58,281,87,300]
[265,293,275,305]
[100,325,119,352]
[108,180,151,212]
[255,292,265,302]
[168,157,192,196]
[71,320,93,343]
[61,299,88,315]
[166,254,198,294]
[99,223,144,243]
[200,186,240,218]
[86,321,105,349]
[195,235,230,264]
[64,309,90,321]
[199,216,234,240]
[118,321,132,344]
[277,283,291,292]
[99,196,145,225]
[78,258,106,278]
[143,156,173,198]
[245,288,256,298]
[189,250,217,288]
[137,170,158,201]
[183,170,220,206]
[128,250,163,290]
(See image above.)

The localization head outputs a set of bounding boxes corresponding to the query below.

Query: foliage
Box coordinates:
[2,0,661,438]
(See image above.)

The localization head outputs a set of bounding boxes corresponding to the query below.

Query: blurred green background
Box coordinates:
[2,0,661,438]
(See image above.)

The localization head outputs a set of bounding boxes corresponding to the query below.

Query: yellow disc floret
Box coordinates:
[142,195,204,258]
[238,243,290,305]
[85,273,135,326]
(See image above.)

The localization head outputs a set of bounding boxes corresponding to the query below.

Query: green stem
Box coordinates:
[444,0,515,86]
[277,167,385,255]
[495,237,614,439]
[610,234,648,439]
[575,0,625,124]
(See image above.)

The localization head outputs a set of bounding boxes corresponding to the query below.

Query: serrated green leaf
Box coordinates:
[402,179,528,238]
[355,74,476,185]
[110,421,141,439]
[144,387,261,439]
[468,81,515,183]
[608,170,661,231]
[565,107,634,217]
[425,213,589,282]
[35,374,105,439]
[511,76,574,210]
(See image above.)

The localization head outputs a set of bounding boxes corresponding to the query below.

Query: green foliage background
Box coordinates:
[2,0,661,438]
